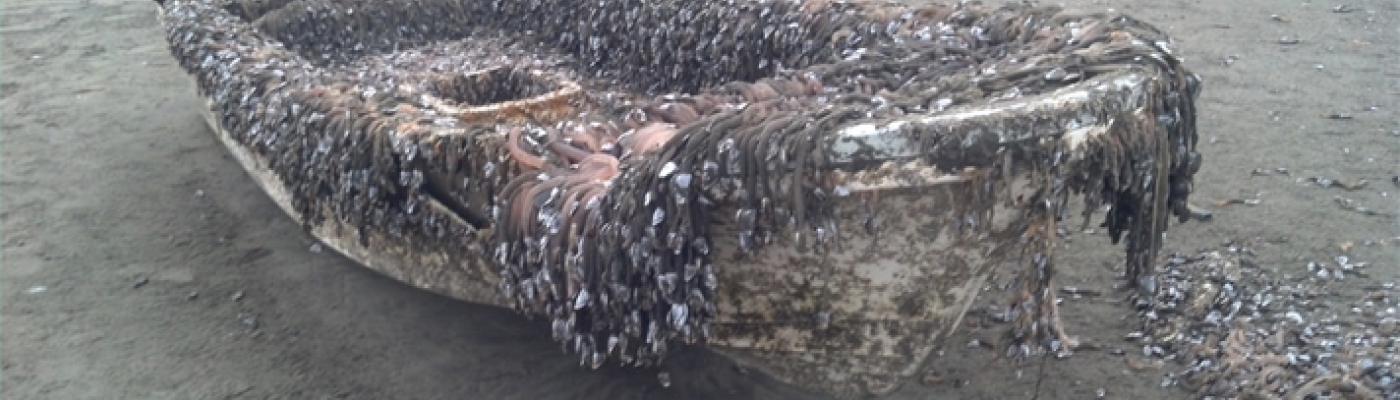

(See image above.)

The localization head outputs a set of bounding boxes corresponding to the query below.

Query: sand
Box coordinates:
[2,0,1395,399]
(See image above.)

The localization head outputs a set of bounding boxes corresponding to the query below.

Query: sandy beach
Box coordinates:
[2,0,1396,398]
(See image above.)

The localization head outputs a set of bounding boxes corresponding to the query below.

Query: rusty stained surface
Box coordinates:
[707,172,1039,395]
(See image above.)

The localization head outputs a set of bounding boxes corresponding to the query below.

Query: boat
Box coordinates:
[156,0,1203,397]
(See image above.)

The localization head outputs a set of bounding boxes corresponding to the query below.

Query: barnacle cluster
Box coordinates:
[159,0,1203,386]
[1139,244,1398,399]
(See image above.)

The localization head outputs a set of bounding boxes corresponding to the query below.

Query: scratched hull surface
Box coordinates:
[158,0,1202,397]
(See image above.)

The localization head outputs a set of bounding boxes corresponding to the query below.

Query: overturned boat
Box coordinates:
[157,0,1203,397]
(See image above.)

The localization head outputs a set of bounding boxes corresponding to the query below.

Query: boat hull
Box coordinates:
[159,0,1203,396]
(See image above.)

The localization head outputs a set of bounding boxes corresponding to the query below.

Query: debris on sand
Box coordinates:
[1136,243,1399,399]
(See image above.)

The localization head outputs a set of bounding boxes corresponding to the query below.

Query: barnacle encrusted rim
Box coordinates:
[158,0,1202,397]
[412,67,585,125]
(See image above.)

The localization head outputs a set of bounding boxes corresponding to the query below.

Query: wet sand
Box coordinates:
[3,0,1396,399]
